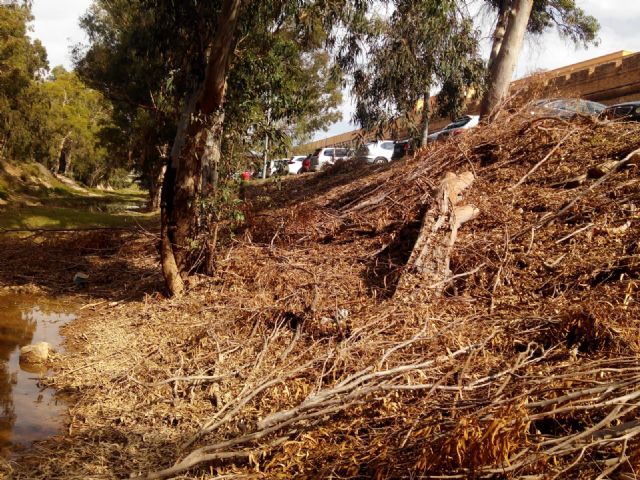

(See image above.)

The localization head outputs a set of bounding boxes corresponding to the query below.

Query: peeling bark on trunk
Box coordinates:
[480,0,534,121]
[200,110,225,195]
[55,131,72,174]
[160,0,242,296]
[396,171,479,300]
[148,164,166,212]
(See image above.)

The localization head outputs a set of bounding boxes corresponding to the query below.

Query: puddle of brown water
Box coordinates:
[0,293,76,455]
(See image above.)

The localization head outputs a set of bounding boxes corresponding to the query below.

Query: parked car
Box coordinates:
[309,147,351,171]
[601,101,640,122]
[299,154,312,173]
[253,159,283,178]
[427,115,480,142]
[392,139,414,160]
[530,98,605,118]
[286,155,307,175]
[355,140,395,164]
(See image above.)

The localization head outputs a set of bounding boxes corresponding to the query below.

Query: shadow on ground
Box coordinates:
[0,230,163,302]
[241,159,398,211]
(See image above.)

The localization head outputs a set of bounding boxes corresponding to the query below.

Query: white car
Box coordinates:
[427,115,480,142]
[309,147,351,172]
[286,155,307,175]
[355,140,395,164]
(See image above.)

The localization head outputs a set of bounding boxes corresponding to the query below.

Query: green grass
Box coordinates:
[0,160,158,231]
[0,186,158,231]
[0,204,158,231]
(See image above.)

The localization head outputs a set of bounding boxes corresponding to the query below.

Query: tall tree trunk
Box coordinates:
[161,0,242,296]
[480,0,534,120]
[488,0,512,68]
[201,110,224,194]
[148,164,166,211]
[55,131,72,174]
[420,89,431,147]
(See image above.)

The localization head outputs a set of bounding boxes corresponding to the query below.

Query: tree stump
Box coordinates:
[396,171,479,300]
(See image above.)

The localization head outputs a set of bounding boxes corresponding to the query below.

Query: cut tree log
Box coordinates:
[396,171,479,298]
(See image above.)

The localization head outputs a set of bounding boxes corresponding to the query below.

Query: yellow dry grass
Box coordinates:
[1,104,640,479]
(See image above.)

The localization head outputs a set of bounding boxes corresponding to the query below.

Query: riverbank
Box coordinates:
[2,110,640,479]
[0,160,157,232]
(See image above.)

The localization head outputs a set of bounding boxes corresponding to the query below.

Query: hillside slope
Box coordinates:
[5,110,640,479]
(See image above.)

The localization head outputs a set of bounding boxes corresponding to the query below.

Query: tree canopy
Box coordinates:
[352,0,485,144]
[0,2,129,187]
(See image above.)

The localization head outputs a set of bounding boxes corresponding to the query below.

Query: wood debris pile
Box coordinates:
[3,106,640,479]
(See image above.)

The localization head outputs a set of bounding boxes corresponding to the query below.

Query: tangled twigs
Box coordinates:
[142,333,495,479]
[536,146,640,230]
[8,105,640,480]
[510,127,577,189]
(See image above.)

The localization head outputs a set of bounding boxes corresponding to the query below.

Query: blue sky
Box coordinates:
[29,0,640,140]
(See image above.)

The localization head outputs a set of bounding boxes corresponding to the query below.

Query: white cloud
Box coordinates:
[517,0,640,76]
[29,0,91,70]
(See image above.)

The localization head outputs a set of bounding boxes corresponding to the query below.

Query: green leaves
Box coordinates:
[487,0,600,47]
[0,3,121,187]
[352,0,485,135]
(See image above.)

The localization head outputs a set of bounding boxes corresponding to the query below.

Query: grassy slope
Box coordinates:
[0,161,158,230]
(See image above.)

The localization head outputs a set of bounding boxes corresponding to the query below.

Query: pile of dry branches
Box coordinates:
[3,105,640,479]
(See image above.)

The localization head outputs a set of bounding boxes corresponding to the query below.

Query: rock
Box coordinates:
[73,272,89,287]
[19,342,51,364]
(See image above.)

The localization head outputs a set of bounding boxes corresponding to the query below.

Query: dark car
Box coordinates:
[391,139,414,160]
[530,98,605,119]
[601,101,640,122]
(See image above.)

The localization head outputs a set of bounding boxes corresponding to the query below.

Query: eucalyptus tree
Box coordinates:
[0,0,47,161]
[351,0,485,146]
[222,22,342,176]
[75,0,180,205]
[35,67,114,180]
[77,0,358,294]
[487,0,599,67]
[154,0,359,295]
[481,0,599,118]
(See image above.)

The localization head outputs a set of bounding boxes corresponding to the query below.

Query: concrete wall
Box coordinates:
[296,50,640,154]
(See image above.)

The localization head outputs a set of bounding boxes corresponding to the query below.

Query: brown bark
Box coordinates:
[488,0,512,68]
[396,171,479,299]
[160,0,243,296]
[480,0,534,121]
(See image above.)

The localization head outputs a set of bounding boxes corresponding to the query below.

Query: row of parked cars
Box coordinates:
[529,98,640,121]
[276,115,483,175]
[262,98,640,177]
[267,142,398,176]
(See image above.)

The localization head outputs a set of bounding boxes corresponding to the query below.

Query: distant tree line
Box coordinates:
[0,1,128,187]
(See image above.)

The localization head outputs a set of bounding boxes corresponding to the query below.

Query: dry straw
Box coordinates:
[2,102,640,479]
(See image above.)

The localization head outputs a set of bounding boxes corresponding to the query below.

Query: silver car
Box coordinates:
[309,147,351,171]
[355,140,395,164]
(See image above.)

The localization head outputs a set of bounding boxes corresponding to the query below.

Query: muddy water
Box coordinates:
[0,293,75,454]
